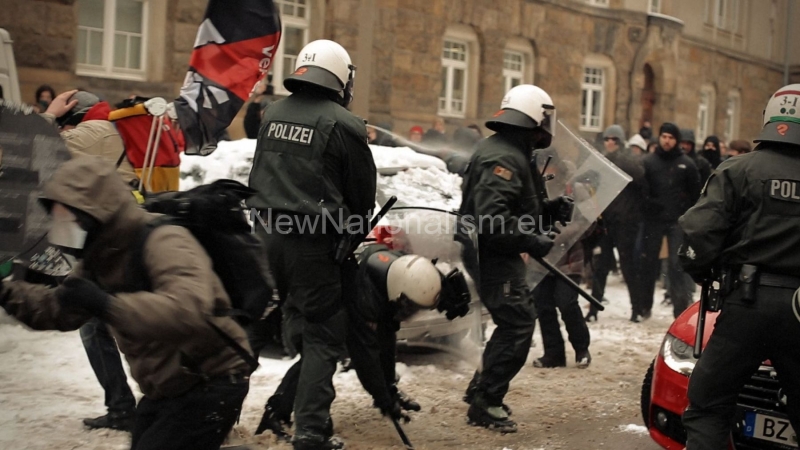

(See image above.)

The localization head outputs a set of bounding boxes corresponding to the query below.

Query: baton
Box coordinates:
[391,417,415,450]
[534,257,605,311]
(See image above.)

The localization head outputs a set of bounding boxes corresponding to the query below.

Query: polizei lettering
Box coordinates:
[265,122,315,146]
[769,179,800,203]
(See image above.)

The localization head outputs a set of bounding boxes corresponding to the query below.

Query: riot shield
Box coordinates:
[361,207,483,368]
[525,121,631,288]
[0,103,71,265]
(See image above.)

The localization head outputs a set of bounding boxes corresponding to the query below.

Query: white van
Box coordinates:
[0,28,21,103]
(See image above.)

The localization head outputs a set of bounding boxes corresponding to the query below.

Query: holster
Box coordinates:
[738,264,759,303]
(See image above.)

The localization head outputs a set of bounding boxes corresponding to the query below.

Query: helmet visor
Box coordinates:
[542,105,556,137]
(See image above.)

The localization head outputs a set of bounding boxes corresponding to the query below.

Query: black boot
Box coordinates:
[576,349,592,369]
[467,395,517,433]
[532,355,567,368]
[292,435,345,450]
[82,410,134,432]
[255,404,292,440]
[463,380,512,415]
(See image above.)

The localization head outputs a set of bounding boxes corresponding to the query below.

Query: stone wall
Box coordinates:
[1,0,790,143]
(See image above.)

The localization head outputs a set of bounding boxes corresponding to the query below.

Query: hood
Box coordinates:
[680,128,696,155]
[668,301,719,348]
[602,124,626,143]
[81,101,112,122]
[41,156,139,225]
[628,134,647,152]
[702,136,720,152]
[701,136,722,167]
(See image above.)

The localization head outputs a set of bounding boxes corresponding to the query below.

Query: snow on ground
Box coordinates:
[0,274,682,449]
[0,140,679,449]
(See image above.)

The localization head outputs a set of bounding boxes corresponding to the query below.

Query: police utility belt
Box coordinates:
[721,265,800,303]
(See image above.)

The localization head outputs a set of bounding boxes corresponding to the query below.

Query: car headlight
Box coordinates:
[660,333,697,376]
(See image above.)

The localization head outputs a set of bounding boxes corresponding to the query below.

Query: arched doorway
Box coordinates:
[641,63,656,128]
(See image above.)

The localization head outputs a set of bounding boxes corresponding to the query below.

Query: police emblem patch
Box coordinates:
[493,165,513,181]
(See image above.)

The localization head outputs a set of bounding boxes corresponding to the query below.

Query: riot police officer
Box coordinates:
[459,84,565,432]
[679,84,800,449]
[247,39,377,450]
[255,244,471,440]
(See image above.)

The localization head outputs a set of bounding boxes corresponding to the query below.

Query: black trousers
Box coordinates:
[589,220,642,316]
[683,285,800,450]
[469,277,536,406]
[533,275,590,360]
[633,221,693,317]
[130,375,249,450]
[260,231,347,445]
[80,318,136,414]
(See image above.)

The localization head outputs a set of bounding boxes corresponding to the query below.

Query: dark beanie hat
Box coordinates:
[659,122,681,142]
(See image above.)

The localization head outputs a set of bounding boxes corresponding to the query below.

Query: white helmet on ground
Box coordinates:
[283,39,356,105]
[486,84,557,137]
[755,84,800,146]
[386,254,442,308]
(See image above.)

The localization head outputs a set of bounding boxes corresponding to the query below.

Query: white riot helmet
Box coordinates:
[386,254,442,309]
[486,84,557,137]
[755,84,800,146]
[283,39,357,106]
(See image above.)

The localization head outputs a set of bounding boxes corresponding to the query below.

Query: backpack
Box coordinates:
[130,179,275,372]
[110,97,185,193]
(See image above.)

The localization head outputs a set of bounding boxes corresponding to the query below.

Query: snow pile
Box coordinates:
[180,138,463,210]
[618,423,650,435]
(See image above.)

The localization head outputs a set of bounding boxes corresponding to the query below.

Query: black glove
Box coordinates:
[526,234,555,258]
[544,196,575,226]
[437,268,471,320]
[396,389,421,412]
[380,401,411,423]
[56,277,111,318]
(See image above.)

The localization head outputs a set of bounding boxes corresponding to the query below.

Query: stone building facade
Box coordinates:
[2,0,798,143]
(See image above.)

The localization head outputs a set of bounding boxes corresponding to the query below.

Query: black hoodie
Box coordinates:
[701,136,722,169]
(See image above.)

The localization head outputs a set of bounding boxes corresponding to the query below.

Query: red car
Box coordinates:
[641,302,798,449]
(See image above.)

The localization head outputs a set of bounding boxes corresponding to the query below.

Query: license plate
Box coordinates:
[744,412,798,447]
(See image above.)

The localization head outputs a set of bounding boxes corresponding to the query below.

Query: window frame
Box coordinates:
[696,86,716,143]
[580,67,606,133]
[438,38,469,118]
[271,0,311,96]
[502,50,525,93]
[76,0,149,81]
[724,91,740,142]
[715,0,728,29]
[649,0,661,14]
[588,0,609,7]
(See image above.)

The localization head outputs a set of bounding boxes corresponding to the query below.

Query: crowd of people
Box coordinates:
[3,35,795,450]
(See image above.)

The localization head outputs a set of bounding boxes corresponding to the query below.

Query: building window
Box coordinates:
[439,39,468,117]
[272,0,310,95]
[503,51,524,93]
[649,0,661,14]
[588,0,609,6]
[580,67,605,132]
[697,86,716,143]
[714,0,739,30]
[724,91,740,142]
[77,0,148,80]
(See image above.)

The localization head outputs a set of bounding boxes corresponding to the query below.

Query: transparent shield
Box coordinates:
[525,121,632,288]
[0,104,71,265]
[360,207,484,369]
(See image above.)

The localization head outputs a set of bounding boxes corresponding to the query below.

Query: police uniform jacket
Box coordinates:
[458,132,545,285]
[248,90,377,230]
[679,143,800,277]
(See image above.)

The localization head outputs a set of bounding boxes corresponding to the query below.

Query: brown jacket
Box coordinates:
[1,157,251,399]
[41,112,138,185]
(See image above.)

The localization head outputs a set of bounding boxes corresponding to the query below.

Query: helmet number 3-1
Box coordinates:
[302,53,317,63]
